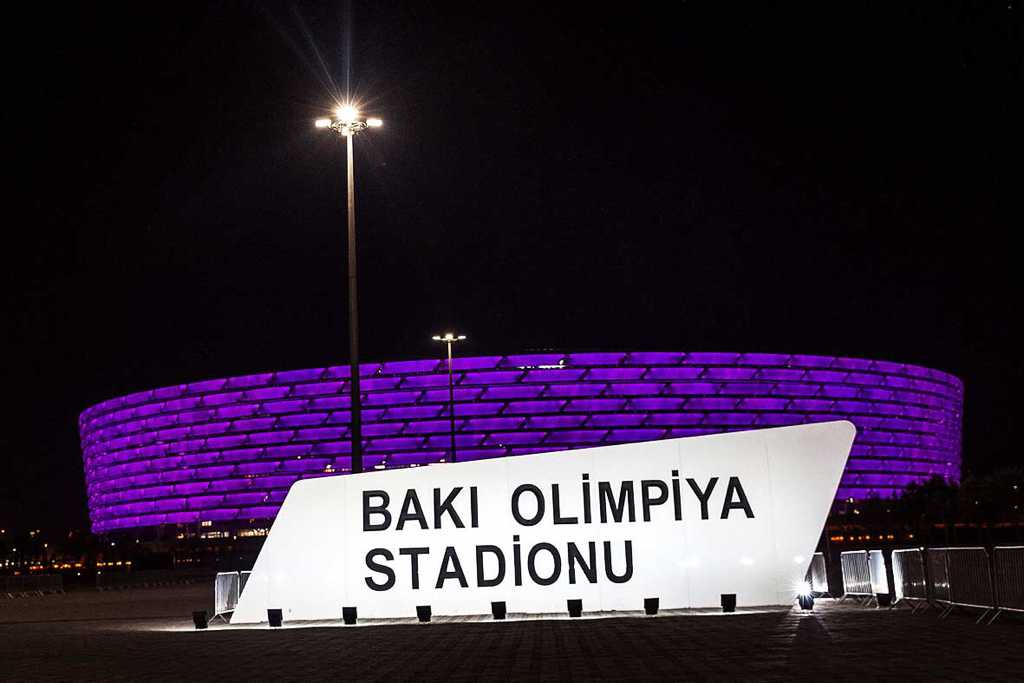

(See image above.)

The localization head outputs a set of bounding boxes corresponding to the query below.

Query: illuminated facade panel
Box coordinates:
[79,352,963,533]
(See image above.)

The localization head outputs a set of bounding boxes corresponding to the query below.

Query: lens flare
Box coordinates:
[335,104,359,123]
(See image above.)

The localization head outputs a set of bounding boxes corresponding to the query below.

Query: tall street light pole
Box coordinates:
[316,106,383,474]
[432,333,467,463]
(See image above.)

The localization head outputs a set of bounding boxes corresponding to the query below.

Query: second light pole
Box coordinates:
[316,105,382,474]
[432,332,467,462]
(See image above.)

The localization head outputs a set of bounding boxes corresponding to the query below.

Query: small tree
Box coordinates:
[895,476,959,545]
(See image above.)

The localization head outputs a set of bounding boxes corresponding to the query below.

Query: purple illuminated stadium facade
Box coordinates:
[79,352,962,534]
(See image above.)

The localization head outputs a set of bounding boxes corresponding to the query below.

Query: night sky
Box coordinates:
[5,1,1021,533]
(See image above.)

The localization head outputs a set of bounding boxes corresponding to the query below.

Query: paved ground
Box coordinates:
[1,586,1022,681]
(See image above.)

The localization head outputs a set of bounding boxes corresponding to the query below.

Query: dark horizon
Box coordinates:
[5,1,1021,533]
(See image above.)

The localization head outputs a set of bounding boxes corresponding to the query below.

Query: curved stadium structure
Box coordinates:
[80,352,963,534]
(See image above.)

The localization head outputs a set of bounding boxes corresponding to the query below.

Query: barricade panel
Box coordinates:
[868,549,890,596]
[840,550,872,597]
[239,570,252,597]
[929,546,993,615]
[214,572,240,619]
[993,546,1024,612]
[808,552,829,594]
[0,574,63,597]
[947,547,993,609]
[95,568,213,590]
[892,548,928,602]
[927,548,951,603]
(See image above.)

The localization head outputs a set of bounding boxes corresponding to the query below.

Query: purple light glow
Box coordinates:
[79,351,964,533]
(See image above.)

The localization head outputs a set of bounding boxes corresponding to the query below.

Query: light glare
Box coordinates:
[433,332,467,343]
[315,118,332,128]
[335,105,359,123]
[366,117,383,127]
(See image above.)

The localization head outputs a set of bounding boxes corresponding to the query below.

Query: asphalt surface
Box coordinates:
[1,585,1021,681]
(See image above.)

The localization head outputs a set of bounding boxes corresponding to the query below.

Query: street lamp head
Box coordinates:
[432,333,467,343]
[317,108,381,136]
[335,104,359,124]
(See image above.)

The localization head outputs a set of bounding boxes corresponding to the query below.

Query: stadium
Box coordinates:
[79,351,963,535]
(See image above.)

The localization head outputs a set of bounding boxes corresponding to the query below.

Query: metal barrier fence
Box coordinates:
[807,552,829,595]
[240,570,252,597]
[891,548,929,610]
[1,574,64,598]
[96,568,214,591]
[840,550,874,603]
[888,545,1024,623]
[868,549,890,597]
[927,547,995,622]
[992,546,1024,618]
[926,547,951,603]
[213,572,241,622]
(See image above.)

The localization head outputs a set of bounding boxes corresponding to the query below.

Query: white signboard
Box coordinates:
[232,421,854,622]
